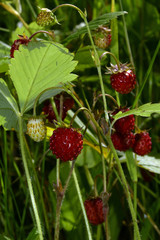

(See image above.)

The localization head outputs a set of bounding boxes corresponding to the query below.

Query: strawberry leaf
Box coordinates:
[0,78,19,130]
[63,11,127,44]
[113,103,160,120]
[9,41,77,114]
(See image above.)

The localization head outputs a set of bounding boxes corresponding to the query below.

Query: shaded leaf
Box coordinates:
[64,11,127,44]
[0,78,19,130]
[125,150,137,182]
[9,41,77,114]
[0,235,13,240]
[0,40,10,73]
[26,228,39,240]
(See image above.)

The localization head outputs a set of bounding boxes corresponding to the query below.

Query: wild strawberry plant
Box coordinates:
[0,1,160,240]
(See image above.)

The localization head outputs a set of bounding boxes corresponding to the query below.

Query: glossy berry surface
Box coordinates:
[110,70,136,94]
[43,94,74,122]
[27,118,46,142]
[133,132,152,156]
[111,132,135,151]
[50,127,83,161]
[10,36,30,58]
[112,108,135,134]
[84,197,105,225]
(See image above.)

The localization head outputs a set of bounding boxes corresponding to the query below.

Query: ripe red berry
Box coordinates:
[112,108,135,134]
[111,132,135,151]
[133,132,152,156]
[110,69,136,94]
[50,127,83,161]
[111,132,126,151]
[84,197,105,225]
[43,93,74,122]
[123,132,135,149]
[10,35,30,58]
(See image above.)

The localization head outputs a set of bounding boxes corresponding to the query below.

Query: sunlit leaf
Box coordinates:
[9,41,77,114]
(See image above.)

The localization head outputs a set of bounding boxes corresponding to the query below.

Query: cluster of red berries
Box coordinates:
[43,93,74,122]
[111,107,152,156]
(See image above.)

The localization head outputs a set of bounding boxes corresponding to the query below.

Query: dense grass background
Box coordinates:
[0,0,160,239]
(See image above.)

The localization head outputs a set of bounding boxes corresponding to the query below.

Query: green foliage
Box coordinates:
[9,41,77,114]
[64,11,127,44]
[0,78,19,130]
[0,1,160,240]
[113,103,160,119]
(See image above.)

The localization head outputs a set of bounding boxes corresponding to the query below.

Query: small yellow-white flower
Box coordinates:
[27,118,46,142]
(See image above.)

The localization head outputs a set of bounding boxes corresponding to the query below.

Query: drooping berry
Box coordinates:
[111,132,135,151]
[43,93,74,122]
[36,8,59,26]
[111,108,135,134]
[50,127,83,162]
[10,35,30,58]
[133,131,152,156]
[84,197,105,225]
[27,118,46,142]
[110,69,136,94]
[106,63,136,94]
[94,26,111,49]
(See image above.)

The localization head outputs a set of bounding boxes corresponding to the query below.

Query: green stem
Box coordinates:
[50,97,61,123]
[105,133,141,240]
[97,128,107,193]
[132,40,160,108]
[133,182,137,240]
[119,0,135,68]
[52,3,109,121]
[24,138,52,240]
[71,163,93,240]
[56,158,60,187]
[33,87,64,116]
[54,161,75,240]
[3,130,9,233]
[18,116,43,240]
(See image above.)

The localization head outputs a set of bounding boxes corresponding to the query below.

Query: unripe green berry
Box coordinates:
[36,8,58,26]
[27,118,46,142]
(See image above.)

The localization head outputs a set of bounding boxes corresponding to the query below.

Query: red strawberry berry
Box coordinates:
[111,132,135,151]
[50,127,83,161]
[84,197,105,225]
[123,132,135,149]
[43,93,74,122]
[106,63,136,94]
[110,69,136,94]
[10,35,30,58]
[112,108,135,134]
[111,132,126,151]
[133,132,152,156]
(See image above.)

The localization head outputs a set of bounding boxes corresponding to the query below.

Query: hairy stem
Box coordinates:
[18,116,43,240]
